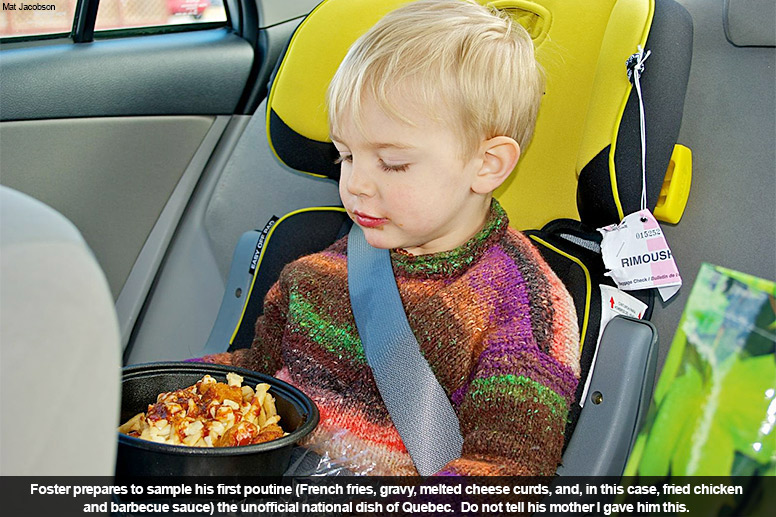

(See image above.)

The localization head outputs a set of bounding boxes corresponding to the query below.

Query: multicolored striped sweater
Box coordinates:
[204,200,580,476]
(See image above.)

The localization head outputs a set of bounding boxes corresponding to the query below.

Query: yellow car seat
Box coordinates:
[205,0,693,476]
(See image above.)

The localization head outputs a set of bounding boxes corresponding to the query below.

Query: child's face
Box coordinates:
[332,94,490,255]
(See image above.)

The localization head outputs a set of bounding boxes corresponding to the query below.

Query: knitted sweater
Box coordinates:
[205,201,580,476]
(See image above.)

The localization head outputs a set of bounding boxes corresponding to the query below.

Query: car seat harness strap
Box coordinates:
[347,224,463,476]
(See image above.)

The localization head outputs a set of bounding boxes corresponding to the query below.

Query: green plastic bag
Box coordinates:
[624,264,775,514]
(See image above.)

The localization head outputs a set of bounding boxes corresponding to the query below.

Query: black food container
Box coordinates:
[117,362,319,476]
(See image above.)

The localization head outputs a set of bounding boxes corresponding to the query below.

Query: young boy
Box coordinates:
[203,0,580,476]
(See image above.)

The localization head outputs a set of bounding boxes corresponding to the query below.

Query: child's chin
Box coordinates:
[361,229,396,250]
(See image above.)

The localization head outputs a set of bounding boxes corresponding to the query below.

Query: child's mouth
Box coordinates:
[353,211,388,228]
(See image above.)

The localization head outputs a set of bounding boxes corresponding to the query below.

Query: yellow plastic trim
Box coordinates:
[609,0,655,221]
[653,144,692,224]
[529,235,590,353]
[229,206,348,344]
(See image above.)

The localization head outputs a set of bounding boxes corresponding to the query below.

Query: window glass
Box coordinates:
[94,0,227,32]
[0,0,228,39]
[0,0,76,38]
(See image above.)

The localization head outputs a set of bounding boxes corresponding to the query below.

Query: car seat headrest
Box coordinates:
[266,0,692,230]
[265,0,558,183]
[266,0,413,180]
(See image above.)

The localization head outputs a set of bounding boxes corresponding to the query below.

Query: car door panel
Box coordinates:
[0,25,255,294]
[0,29,253,119]
[0,116,217,296]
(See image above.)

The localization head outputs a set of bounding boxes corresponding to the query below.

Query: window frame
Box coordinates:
[0,0,235,44]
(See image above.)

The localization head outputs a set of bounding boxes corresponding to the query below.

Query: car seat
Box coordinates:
[0,186,122,475]
[203,0,693,477]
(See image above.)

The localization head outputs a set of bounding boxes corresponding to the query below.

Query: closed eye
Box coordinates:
[334,154,352,165]
[380,160,409,173]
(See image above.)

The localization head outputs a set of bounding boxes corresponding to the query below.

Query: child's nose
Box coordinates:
[345,160,375,197]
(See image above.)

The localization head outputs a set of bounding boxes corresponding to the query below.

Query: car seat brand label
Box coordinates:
[598,209,681,301]
[249,216,279,275]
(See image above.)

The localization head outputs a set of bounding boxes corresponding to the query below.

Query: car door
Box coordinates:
[0,0,330,358]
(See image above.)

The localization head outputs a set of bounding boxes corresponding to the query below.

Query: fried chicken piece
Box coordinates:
[253,423,285,444]
[200,382,242,405]
[215,420,259,447]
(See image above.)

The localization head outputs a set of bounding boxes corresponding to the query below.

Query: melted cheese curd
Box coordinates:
[119,373,286,447]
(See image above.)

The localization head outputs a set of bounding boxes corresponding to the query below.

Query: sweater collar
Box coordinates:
[390,199,509,278]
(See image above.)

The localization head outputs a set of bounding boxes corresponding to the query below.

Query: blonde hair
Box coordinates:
[327,0,544,155]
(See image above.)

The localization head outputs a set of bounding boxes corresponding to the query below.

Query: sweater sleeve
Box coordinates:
[436,277,580,476]
[200,271,289,375]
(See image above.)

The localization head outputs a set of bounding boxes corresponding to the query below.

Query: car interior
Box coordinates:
[1,0,774,478]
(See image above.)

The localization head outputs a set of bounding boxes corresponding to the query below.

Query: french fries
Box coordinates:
[119,373,287,447]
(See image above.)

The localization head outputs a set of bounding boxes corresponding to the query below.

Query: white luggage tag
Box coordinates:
[599,209,681,301]
[598,47,682,302]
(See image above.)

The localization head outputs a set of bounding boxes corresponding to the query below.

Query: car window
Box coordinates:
[0,0,227,39]
[95,0,227,32]
[1,1,76,38]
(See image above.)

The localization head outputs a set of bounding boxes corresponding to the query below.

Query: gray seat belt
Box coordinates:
[347,224,463,475]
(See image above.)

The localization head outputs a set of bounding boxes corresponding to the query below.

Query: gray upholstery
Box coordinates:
[0,187,121,475]
[0,116,215,299]
[724,0,776,47]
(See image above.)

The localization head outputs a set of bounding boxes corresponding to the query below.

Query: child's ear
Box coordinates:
[471,136,521,194]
